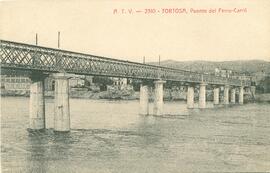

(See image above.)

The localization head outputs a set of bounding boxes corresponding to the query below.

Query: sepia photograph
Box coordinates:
[0,0,270,172]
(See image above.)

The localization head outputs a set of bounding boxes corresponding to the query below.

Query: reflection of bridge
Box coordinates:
[0,40,253,132]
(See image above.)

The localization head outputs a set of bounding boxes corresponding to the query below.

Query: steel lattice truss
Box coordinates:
[0,40,250,86]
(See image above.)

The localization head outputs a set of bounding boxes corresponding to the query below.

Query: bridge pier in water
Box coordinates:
[139,84,149,115]
[250,86,256,99]
[213,87,220,105]
[187,85,194,109]
[53,73,70,132]
[153,80,166,116]
[230,88,236,104]
[199,83,207,109]
[224,85,230,105]
[239,86,244,105]
[29,73,46,130]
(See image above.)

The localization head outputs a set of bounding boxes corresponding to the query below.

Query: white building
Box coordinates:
[1,75,30,91]
[112,77,133,90]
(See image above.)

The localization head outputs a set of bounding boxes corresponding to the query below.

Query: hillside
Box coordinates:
[148,60,270,74]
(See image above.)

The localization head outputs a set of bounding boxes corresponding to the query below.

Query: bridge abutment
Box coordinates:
[224,85,230,105]
[187,85,194,109]
[199,83,207,109]
[29,73,46,130]
[153,80,166,116]
[230,88,236,104]
[139,84,149,115]
[213,87,220,105]
[53,73,70,132]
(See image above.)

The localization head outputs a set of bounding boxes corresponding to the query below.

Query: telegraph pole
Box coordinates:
[35,33,38,46]
[158,55,161,79]
[143,56,145,64]
[58,31,60,48]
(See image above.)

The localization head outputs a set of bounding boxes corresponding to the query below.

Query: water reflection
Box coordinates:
[27,130,49,173]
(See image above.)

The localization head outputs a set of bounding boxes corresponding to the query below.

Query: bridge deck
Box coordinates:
[0,40,250,86]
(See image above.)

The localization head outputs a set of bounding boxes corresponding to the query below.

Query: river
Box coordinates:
[1,97,270,172]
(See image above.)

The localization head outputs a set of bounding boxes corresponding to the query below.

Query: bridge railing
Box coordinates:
[0,40,250,87]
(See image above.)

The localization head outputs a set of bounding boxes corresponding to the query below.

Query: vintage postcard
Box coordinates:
[0,0,269,172]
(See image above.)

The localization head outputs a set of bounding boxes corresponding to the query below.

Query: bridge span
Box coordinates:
[0,40,253,132]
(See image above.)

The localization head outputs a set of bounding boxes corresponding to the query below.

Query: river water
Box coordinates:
[1,97,270,172]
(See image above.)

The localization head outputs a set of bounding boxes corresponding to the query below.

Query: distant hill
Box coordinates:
[148,60,270,74]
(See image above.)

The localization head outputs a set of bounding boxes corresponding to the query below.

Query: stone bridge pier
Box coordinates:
[187,84,195,109]
[29,73,47,130]
[199,83,207,109]
[153,80,166,116]
[53,73,70,132]
[230,88,236,104]
[139,83,149,115]
[250,86,256,100]
[239,86,244,104]
[213,86,220,105]
[224,85,230,105]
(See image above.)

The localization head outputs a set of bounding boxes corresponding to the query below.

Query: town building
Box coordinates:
[214,68,232,78]
[112,77,133,90]
[1,75,88,91]
[1,75,30,91]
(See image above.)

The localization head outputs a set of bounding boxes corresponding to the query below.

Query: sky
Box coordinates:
[0,0,270,63]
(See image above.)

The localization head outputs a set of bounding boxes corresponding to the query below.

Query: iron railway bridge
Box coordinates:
[0,40,250,86]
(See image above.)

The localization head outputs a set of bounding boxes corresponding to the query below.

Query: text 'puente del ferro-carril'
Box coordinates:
[0,40,254,132]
